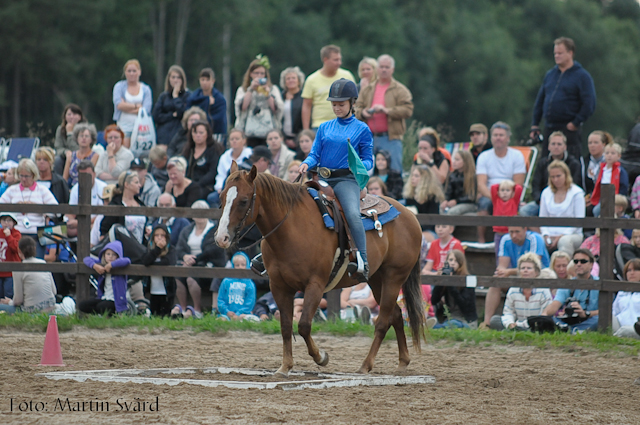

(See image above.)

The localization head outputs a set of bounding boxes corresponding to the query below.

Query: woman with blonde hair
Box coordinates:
[403,164,445,241]
[35,146,69,205]
[539,160,585,256]
[357,57,378,92]
[164,156,202,208]
[234,55,284,147]
[100,170,146,244]
[112,59,153,148]
[279,66,306,147]
[153,65,190,147]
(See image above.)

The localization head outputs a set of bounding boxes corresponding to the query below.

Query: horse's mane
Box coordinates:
[253,172,305,211]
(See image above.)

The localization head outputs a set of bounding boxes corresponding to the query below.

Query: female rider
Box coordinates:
[299,79,374,282]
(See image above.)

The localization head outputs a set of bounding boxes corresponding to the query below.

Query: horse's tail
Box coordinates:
[402,259,426,352]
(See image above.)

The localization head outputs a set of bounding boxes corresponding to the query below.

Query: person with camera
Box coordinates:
[355,54,413,172]
[431,249,478,329]
[542,248,599,333]
[234,55,283,148]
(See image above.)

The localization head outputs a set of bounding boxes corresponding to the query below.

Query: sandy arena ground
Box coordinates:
[1,328,639,424]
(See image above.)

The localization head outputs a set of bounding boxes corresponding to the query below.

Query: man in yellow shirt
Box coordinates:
[301,45,355,129]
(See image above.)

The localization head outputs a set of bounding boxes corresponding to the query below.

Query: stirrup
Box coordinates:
[250,253,268,276]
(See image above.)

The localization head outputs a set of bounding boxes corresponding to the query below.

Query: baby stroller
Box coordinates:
[91,224,151,316]
[614,243,640,281]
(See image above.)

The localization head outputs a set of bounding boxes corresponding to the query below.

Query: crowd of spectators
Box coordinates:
[0,37,639,338]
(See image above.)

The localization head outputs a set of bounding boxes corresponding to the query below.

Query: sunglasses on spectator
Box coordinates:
[18,174,33,179]
[573,259,590,264]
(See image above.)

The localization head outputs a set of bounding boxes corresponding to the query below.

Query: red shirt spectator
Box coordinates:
[492,183,522,234]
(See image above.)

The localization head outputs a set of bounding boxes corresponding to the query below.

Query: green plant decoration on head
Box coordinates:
[255,54,270,70]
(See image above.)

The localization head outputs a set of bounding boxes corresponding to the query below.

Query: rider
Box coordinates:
[299,78,374,282]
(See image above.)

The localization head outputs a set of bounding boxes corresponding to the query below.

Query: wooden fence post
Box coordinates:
[326,289,341,320]
[75,172,92,302]
[598,184,615,332]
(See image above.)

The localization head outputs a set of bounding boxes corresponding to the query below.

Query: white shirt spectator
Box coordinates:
[69,178,107,208]
[539,184,585,237]
[0,182,58,234]
[476,148,526,187]
[215,147,253,193]
[501,287,553,329]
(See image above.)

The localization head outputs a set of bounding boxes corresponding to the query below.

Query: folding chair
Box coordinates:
[0,138,6,162]
[511,146,538,203]
[444,141,472,157]
[4,137,40,163]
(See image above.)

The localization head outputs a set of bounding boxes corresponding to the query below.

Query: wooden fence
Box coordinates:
[0,174,633,332]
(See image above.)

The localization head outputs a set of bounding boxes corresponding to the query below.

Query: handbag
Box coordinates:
[239,89,280,139]
[130,108,156,158]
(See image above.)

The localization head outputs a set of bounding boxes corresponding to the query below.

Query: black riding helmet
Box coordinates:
[326,78,358,101]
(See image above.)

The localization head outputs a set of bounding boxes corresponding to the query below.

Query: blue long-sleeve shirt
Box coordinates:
[532,61,596,128]
[217,279,256,316]
[186,88,228,135]
[302,116,374,171]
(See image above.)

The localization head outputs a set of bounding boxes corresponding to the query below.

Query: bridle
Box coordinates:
[230,173,303,251]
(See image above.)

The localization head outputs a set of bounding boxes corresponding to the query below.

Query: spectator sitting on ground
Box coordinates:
[542,250,572,297]
[591,142,629,217]
[266,129,296,180]
[186,68,227,140]
[340,282,378,324]
[489,253,553,331]
[67,160,107,238]
[521,131,582,217]
[0,237,57,314]
[543,248,600,333]
[475,121,526,243]
[129,158,161,209]
[212,128,252,206]
[294,129,315,161]
[146,193,189,247]
[366,176,387,197]
[422,224,463,275]
[481,226,550,329]
[403,164,444,243]
[164,156,203,208]
[95,124,134,185]
[441,150,477,215]
[0,212,20,301]
[217,252,259,322]
[612,259,640,339]
[167,106,207,159]
[148,145,169,192]
[252,291,280,321]
[183,120,224,200]
[431,249,478,329]
[468,123,491,163]
[35,146,69,205]
[173,200,226,319]
[140,223,176,317]
[491,179,523,260]
[293,291,328,323]
[372,150,403,200]
[63,122,99,187]
[413,129,450,184]
[152,65,190,147]
[539,160,585,256]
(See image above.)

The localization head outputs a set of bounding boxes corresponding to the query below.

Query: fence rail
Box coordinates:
[2,175,624,331]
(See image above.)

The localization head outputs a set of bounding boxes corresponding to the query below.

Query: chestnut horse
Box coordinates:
[215,163,425,376]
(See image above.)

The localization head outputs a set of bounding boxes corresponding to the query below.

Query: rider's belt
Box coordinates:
[317,168,352,179]
[372,132,388,137]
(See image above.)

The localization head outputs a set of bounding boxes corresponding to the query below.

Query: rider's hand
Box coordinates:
[299,163,308,174]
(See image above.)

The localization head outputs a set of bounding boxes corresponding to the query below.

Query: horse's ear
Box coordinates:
[230,161,238,174]
[248,165,258,183]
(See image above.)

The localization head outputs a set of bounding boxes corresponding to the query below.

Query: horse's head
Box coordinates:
[214,161,258,249]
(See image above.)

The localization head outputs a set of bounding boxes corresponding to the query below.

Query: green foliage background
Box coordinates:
[1,0,639,144]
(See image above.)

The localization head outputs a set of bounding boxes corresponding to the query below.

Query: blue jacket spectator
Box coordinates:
[217,252,258,321]
[186,78,227,136]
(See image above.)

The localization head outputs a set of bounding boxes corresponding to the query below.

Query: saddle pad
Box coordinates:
[307,188,400,231]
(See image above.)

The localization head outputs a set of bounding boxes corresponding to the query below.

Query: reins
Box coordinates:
[234,173,304,251]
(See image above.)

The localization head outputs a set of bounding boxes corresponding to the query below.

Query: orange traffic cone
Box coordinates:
[39,315,65,366]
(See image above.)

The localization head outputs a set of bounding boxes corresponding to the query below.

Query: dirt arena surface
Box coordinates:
[1,328,639,424]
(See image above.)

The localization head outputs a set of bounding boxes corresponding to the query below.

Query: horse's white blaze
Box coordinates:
[215,186,237,247]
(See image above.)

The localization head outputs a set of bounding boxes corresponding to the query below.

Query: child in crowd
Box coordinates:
[491,179,523,258]
[141,224,176,317]
[403,164,445,242]
[366,176,387,197]
[340,282,378,324]
[286,160,303,183]
[591,142,629,217]
[79,241,131,315]
[294,129,315,161]
[422,224,464,275]
[0,213,21,300]
[0,167,17,197]
[252,291,280,321]
[372,150,403,199]
[431,249,478,329]
[441,150,477,215]
[614,194,633,239]
[217,252,259,321]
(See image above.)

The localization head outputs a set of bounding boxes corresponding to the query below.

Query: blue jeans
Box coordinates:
[0,277,13,299]
[433,319,470,329]
[0,304,16,314]
[520,201,540,217]
[207,191,221,208]
[329,176,367,264]
[593,203,601,217]
[373,135,403,172]
[553,315,599,333]
[477,196,493,213]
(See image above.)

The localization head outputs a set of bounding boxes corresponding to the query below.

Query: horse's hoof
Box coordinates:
[356,367,369,374]
[274,370,289,379]
[316,350,329,367]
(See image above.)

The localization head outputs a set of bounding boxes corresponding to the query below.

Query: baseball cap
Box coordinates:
[130,158,146,170]
[468,123,488,135]
[252,146,273,162]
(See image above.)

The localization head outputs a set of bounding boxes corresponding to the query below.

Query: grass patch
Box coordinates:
[1,313,639,355]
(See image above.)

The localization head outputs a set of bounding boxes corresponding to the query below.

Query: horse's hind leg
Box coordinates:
[298,283,329,367]
[390,303,411,373]
[272,289,295,377]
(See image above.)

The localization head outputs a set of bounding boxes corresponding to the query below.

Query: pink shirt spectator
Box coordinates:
[367,83,389,134]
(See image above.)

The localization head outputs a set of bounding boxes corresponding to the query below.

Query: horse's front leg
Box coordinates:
[298,282,329,367]
[271,287,295,377]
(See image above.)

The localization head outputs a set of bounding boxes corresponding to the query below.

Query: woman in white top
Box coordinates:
[0,158,58,259]
[211,129,252,207]
[0,237,57,314]
[539,160,585,256]
[612,258,640,339]
[112,59,153,148]
[95,125,135,184]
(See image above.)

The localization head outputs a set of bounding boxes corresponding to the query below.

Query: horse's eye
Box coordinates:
[238,199,248,208]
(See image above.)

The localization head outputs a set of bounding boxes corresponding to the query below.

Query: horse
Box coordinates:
[215,163,426,376]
